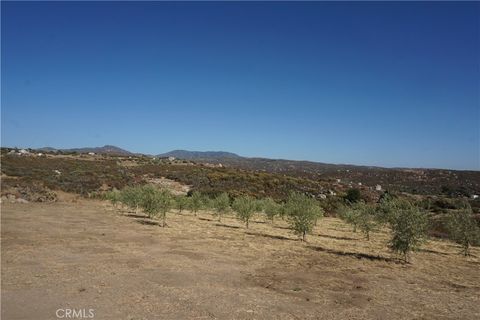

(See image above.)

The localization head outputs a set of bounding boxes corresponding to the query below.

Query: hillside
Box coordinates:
[157,150,241,160]
[36,145,133,156]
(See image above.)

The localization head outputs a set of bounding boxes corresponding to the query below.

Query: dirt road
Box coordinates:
[1,200,479,319]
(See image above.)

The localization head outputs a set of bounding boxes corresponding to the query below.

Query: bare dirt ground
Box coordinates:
[1,199,479,320]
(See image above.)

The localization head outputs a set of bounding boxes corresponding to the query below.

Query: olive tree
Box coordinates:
[233,195,256,228]
[338,204,361,232]
[447,203,480,256]
[175,195,189,214]
[106,190,121,209]
[213,193,230,222]
[284,192,323,242]
[189,191,203,216]
[263,197,280,224]
[140,186,173,227]
[120,186,144,214]
[387,199,428,262]
[348,201,378,240]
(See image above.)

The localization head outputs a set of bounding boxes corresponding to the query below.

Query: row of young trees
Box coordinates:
[106,185,479,262]
[339,195,479,260]
[106,186,324,239]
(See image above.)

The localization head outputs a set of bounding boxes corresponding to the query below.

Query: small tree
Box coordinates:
[120,186,144,214]
[175,195,189,214]
[388,199,428,262]
[354,202,378,240]
[284,192,323,242]
[189,191,203,216]
[140,186,173,227]
[344,188,362,203]
[339,204,361,232]
[106,190,121,209]
[233,195,256,228]
[263,197,280,224]
[447,203,480,256]
[213,193,230,222]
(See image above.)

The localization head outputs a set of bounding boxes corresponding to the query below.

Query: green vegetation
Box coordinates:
[263,197,281,224]
[284,192,323,241]
[344,188,362,203]
[352,202,378,240]
[2,152,478,264]
[447,203,480,256]
[386,199,429,262]
[175,195,189,214]
[139,186,173,227]
[213,192,230,222]
[232,195,257,229]
[120,186,145,214]
[189,191,203,216]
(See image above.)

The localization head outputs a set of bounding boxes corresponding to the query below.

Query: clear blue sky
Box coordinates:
[2,2,479,170]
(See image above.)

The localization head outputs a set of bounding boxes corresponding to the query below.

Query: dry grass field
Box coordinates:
[2,198,479,320]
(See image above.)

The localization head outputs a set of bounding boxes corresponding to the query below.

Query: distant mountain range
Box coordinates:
[157,150,241,160]
[8,144,479,194]
[36,145,133,156]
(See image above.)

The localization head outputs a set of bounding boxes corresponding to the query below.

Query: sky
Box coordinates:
[2,2,479,170]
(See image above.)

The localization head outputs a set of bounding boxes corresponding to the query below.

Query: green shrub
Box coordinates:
[447,203,480,256]
[344,188,362,203]
[263,197,280,223]
[120,186,145,214]
[338,204,360,232]
[354,202,378,240]
[233,195,256,228]
[189,191,203,216]
[106,190,121,208]
[387,199,428,262]
[175,195,189,213]
[284,192,323,241]
[140,186,173,227]
[213,193,230,222]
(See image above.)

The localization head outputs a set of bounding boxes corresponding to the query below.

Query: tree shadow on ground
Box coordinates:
[135,219,160,226]
[124,213,148,219]
[246,231,298,242]
[215,223,241,229]
[250,220,266,224]
[317,233,358,241]
[308,245,402,264]
[418,248,449,256]
[274,225,291,230]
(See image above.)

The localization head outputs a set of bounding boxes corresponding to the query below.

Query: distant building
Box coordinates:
[358,182,362,186]
[472,195,479,200]
[375,185,382,191]
[336,179,341,183]
[88,152,95,156]
[168,156,175,161]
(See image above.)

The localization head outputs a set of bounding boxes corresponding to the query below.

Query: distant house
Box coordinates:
[336,179,341,183]
[168,156,175,161]
[375,185,382,191]
[88,152,95,156]
[472,195,479,200]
